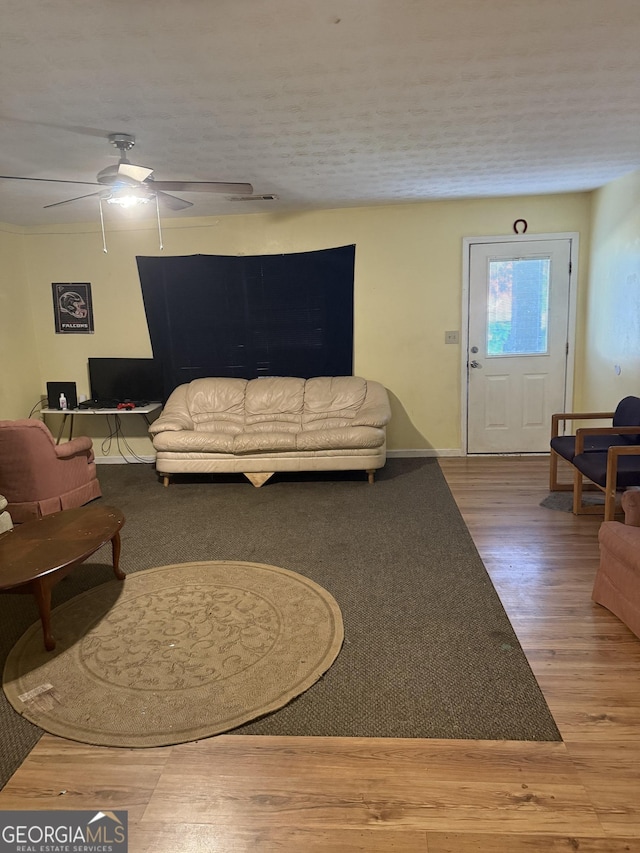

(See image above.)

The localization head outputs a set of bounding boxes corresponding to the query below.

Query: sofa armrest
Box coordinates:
[55,436,94,458]
[353,382,391,428]
[149,415,194,435]
[354,404,391,428]
[148,384,194,435]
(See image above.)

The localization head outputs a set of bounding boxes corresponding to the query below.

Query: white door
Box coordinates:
[466,237,574,454]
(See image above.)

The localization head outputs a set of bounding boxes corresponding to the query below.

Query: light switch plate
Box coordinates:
[445,330,459,344]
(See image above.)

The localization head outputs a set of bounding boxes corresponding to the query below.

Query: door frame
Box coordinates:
[461,232,579,455]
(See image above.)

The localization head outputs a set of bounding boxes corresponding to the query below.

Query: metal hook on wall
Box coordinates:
[513,219,528,234]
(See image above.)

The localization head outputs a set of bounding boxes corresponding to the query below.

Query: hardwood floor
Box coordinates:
[2,456,639,852]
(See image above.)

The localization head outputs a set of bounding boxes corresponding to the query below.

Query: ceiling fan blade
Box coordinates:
[0,115,115,138]
[151,181,253,194]
[0,175,101,186]
[43,191,104,209]
[156,191,193,210]
[119,163,154,183]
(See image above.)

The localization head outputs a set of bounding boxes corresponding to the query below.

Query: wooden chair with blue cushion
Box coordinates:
[549,396,640,520]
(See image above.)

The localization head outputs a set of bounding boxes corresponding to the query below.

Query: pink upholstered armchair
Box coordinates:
[0,419,101,523]
[593,489,640,639]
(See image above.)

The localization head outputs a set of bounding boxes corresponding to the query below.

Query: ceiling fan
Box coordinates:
[0,133,254,210]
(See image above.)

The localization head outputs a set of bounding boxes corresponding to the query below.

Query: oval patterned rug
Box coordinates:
[2,561,343,747]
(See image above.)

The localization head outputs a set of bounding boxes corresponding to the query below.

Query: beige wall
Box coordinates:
[582,169,640,411]
[4,192,591,457]
[0,223,40,420]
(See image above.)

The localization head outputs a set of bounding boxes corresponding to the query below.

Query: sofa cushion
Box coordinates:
[152,430,236,453]
[303,376,367,424]
[550,433,627,462]
[613,396,640,444]
[573,451,640,489]
[245,377,305,426]
[188,378,248,425]
[296,426,385,451]
[233,432,298,453]
[195,421,244,435]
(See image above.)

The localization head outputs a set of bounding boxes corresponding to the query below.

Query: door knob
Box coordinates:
[470,360,482,368]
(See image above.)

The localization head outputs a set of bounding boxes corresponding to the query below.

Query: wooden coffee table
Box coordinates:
[0,504,125,651]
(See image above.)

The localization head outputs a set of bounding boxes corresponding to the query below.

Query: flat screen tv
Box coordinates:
[88,358,163,405]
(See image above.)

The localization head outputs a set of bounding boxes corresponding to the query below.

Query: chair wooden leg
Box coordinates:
[572,466,584,515]
[549,450,573,492]
[549,449,559,491]
[367,469,375,484]
[605,451,618,521]
[604,488,618,521]
[163,474,170,488]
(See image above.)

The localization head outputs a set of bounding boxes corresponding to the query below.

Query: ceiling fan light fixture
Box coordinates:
[105,189,151,208]
[99,187,164,254]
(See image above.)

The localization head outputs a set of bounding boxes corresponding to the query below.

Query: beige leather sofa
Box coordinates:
[149,376,391,487]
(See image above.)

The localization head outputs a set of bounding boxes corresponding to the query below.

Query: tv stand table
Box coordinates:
[42,403,162,444]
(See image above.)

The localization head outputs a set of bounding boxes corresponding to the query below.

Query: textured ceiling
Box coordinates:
[1,0,639,226]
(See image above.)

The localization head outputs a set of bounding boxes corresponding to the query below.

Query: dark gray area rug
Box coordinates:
[540,491,605,512]
[0,458,560,789]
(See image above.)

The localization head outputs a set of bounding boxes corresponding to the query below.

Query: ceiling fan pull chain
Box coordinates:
[155,194,164,250]
[99,198,108,253]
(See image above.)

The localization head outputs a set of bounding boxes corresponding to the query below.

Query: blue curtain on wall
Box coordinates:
[136,245,355,399]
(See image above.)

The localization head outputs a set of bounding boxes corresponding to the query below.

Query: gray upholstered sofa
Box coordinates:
[149,375,391,486]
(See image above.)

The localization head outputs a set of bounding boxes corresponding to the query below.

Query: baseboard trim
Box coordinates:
[95,456,156,465]
[387,449,464,458]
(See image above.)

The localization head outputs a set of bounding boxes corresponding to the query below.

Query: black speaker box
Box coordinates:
[46,381,78,410]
